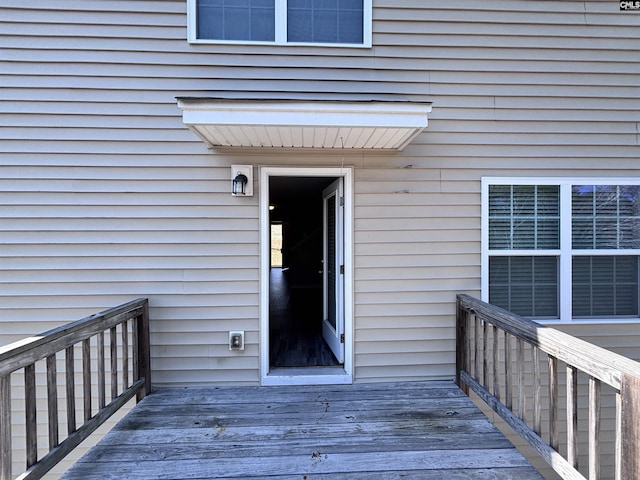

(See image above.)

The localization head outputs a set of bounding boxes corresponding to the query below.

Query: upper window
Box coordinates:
[483,179,640,323]
[189,0,372,47]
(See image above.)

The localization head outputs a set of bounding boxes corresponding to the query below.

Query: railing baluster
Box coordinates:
[567,365,579,469]
[532,347,541,435]
[122,320,129,390]
[46,354,59,449]
[82,338,92,422]
[517,338,525,421]
[492,325,499,401]
[65,345,76,435]
[504,331,512,410]
[97,331,106,409]
[24,363,37,468]
[482,319,488,388]
[110,326,118,400]
[0,375,11,480]
[474,314,480,381]
[589,376,601,480]
[548,356,558,451]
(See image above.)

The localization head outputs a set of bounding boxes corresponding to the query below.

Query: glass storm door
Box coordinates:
[322,178,345,364]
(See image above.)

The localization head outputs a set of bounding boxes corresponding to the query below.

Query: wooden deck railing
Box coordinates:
[0,298,151,480]
[456,294,640,480]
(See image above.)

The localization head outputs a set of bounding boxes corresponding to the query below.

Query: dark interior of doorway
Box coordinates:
[269,176,341,368]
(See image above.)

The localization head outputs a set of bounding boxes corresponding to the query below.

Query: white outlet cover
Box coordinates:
[229,331,245,351]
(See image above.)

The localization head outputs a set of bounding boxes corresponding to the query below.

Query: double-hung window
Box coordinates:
[189,0,372,47]
[483,178,640,323]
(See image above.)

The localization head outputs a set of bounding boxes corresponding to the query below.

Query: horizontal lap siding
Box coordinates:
[3,2,639,478]
[354,166,478,382]
[2,1,639,387]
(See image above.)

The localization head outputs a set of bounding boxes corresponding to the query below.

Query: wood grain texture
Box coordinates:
[457,295,640,480]
[621,374,639,480]
[60,381,544,480]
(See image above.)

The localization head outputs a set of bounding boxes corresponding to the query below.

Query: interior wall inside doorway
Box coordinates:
[268,176,340,368]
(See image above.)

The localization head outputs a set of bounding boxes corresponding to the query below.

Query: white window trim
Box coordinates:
[187,0,372,48]
[482,177,640,325]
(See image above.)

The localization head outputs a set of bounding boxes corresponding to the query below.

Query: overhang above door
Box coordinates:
[176,98,432,151]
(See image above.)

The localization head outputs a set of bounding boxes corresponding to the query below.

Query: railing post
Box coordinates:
[0,298,150,480]
[136,299,151,402]
[0,375,11,480]
[621,373,640,480]
[455,298,468,394]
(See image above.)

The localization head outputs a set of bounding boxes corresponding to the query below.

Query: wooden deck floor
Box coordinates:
[60,381,544,479]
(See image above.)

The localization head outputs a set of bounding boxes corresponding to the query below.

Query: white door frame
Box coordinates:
[259,166,353,386]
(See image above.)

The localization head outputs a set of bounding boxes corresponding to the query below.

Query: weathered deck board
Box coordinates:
[60,381,544,479]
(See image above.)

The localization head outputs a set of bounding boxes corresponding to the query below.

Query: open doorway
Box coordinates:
[260,166,353,385]
[268,176,341,369]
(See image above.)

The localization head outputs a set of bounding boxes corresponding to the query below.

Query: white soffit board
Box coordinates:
[176,99,432,150]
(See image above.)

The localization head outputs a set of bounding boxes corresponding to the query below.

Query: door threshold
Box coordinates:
[263,367,352,386]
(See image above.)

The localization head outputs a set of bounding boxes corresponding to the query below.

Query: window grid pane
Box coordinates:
[488,185,560,250]
[489,256,559,318]
[572,256,639,318]
[197,0,275,41]
[572,185,640,249]
[288,0,363,44]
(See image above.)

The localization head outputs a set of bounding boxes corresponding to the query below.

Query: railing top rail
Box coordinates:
[457,294,640,390]
[0,298,147,377]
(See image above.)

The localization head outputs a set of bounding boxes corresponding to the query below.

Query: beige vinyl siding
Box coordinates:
[2,0,638,381]
[2,2,639,477]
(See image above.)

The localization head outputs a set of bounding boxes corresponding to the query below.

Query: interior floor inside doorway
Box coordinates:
[269,268,340,368]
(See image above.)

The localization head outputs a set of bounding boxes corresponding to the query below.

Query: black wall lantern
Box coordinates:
[232,172,248,195]
[231,165,253,196]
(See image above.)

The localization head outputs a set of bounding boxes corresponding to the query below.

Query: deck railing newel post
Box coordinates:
[548,356,558,451]
[136,299,151,402]
[455,298,464,389]
[589,376,601,480]
[620,373,639,480]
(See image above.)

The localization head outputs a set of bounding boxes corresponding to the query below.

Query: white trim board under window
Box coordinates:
[482,177,640,324]
[188,0,372,47]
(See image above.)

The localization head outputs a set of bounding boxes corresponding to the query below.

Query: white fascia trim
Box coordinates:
[178,99,431,150]
[178,100,431,129]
